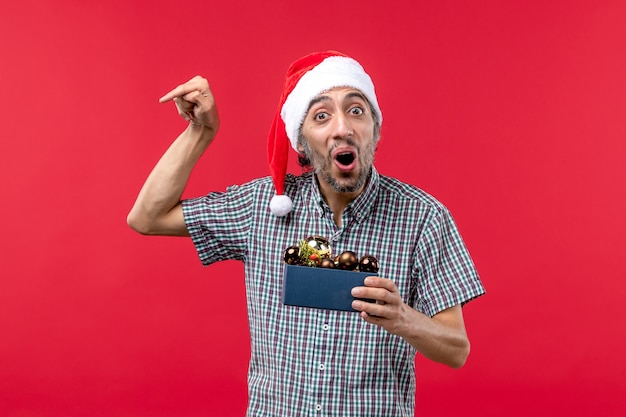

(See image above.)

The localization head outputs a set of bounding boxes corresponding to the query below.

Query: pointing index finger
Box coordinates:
[158,76,209,103]
[159,85,191,103]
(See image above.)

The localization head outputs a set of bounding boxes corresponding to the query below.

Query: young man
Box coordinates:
[128,51,485,416]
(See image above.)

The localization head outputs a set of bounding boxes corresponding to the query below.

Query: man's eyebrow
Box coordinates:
[306,91,367,111]
[345,91,367,102]
[307,95,330,110]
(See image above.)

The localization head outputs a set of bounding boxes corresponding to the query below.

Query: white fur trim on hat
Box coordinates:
[280,56,382,151]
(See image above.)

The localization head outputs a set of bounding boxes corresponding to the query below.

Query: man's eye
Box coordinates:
[315,112,328,121]
[350,107,364,115]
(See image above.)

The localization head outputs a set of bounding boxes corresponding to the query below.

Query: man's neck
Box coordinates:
[316,177,365,228]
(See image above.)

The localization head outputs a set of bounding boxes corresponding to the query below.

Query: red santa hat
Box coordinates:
[267,50,383,216]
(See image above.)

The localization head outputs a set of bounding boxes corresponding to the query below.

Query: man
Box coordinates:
[128,51,485,416]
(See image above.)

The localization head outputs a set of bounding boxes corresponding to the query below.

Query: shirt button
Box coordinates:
[315,404,322,411]
[318,363,326,371]
[322,324,330,331]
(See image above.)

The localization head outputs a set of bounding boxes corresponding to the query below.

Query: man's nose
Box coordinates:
[331,112,353,139]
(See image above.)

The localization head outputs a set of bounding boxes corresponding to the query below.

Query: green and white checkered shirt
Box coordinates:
[182,167,485,416]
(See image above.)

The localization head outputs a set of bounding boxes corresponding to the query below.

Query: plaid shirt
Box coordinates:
[182,167,485,416]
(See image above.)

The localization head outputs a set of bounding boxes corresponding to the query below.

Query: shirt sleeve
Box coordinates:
[181,184,254,266]
[412,207,485,317]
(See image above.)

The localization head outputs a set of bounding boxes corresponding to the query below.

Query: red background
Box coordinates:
[1,1,625,416]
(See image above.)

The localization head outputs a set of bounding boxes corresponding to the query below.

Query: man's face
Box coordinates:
[299,87,378,195]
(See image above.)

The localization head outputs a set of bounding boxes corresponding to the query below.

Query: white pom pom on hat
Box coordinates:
[267,50,383,216]
[269,194,294,217]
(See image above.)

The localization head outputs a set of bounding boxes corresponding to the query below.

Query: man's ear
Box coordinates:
[296,138,306,153]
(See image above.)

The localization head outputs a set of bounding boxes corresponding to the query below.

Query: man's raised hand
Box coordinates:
[159,76,219,132]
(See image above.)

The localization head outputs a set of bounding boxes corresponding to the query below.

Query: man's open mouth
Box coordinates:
[335,152,356,167]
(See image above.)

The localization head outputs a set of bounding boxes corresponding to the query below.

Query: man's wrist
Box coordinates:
[187,122,217,144]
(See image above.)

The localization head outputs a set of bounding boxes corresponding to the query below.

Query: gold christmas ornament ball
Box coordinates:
[304,236,331,253]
